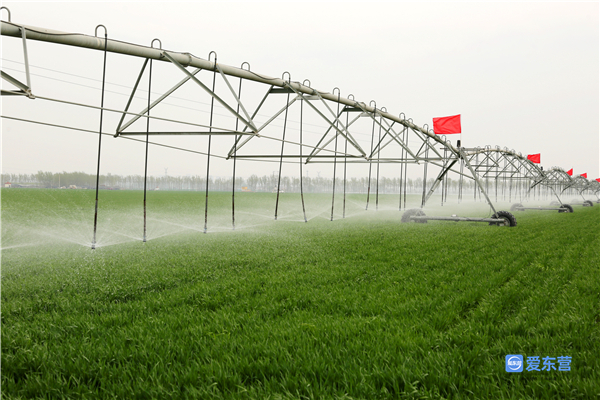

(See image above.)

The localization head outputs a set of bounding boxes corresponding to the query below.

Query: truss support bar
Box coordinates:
[312,91,365,155]
[305,110,362,162]
[216,64,257,131]
[460,147,498,215]
[117,67,202,134]
[365,113,418,160]
[515,207,566,211]
[306,160,421,164]
[255,94,299,134]
[410,216,505,223]
[285,87,365,159]
[269,87,295,94]
[234,154,363,159]
[163,51,257,133]
[1,89,27,96]
[19,25,32,93]
[119,130,250,136]
[115,58,148,135]
[227,86,272,158]
[526,176,555,200]
[1,70,30,93]
[423,159,458,205]
[342,107,364,113]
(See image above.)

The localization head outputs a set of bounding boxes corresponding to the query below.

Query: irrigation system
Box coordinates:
[1,8,597,248]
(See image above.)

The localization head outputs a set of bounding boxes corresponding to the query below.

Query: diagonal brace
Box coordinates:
[163,51,257,134]
[117,65,203,134]
[423,159,458,205]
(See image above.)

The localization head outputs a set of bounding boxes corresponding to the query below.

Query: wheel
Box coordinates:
[549,201,560,206]
[489,211,517,227]
[510,203,524,212]
[583,200,593,207]
[558,204,574,213]
[401,208,427,223]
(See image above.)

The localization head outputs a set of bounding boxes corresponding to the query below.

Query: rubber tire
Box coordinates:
[549,201,560,206]
[401,208,427,223]
[558,204,574,213]
[583,200,593,207]
[510,203,524,212]
[489,210,517,227]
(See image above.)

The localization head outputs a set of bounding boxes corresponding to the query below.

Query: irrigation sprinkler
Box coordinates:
[561,175,596,207]
[491,162,584,214]
[5,15,593,234]
[588,180,600,204]
[401,146,519,227]
[518,168,598,210]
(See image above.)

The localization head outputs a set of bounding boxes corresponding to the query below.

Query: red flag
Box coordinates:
[566,169,573,176]
[527,153,541,164]
[580,173,587,178]
[596,178,600,182]
[433,114,461,135]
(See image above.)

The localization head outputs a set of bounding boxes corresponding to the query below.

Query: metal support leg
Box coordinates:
[460,148,498,215]
[423,159,458,206]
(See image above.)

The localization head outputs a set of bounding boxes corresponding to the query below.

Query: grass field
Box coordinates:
[2,189,600,399]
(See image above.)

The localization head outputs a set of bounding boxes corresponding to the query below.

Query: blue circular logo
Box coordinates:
[506,355,524,372]
[507,356,522,370]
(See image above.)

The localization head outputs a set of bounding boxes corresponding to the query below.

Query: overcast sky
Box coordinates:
[1,1,598,180]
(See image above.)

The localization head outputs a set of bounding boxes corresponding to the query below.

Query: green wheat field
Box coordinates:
[2,189,599,399]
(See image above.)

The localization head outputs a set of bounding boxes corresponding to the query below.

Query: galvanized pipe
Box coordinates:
[410,216,505,223]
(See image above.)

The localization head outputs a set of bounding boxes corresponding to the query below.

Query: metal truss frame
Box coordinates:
[2,15,595,231]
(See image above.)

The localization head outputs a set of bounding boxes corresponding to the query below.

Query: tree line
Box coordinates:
[2,170,482,194]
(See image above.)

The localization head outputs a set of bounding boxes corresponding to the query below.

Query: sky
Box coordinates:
[1,1,598,180]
